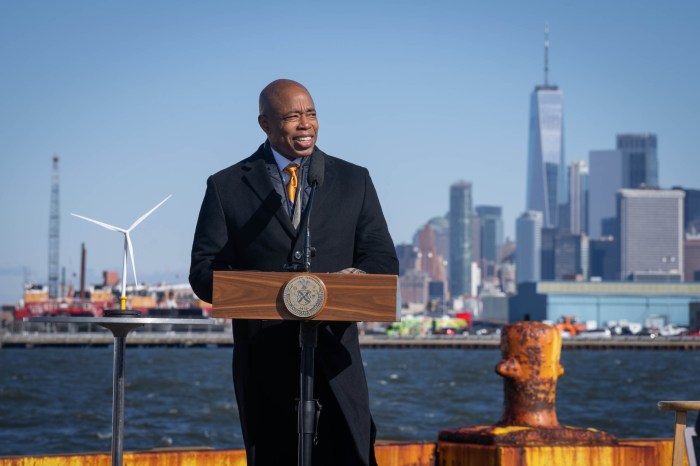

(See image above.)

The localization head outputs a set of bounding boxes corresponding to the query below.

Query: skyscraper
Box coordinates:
[540,227,557,280]
[541,228,589,281]
[568,160,588,235]
[471,215,481,265]
[617,189,684,281]
[415,223,447,283]
[617,133,658,189]
[673,186,700,236]
[588,134,659,239]
[395,243,417,277]
[684,239,700,282]
[427,215,450,261]
[449,181,473,297]
[588,149,623,238]
[516,211,543,283]
[476,205,504,263]
[526,25,565,228]
[589,236,618,281]
[554,232,589,280]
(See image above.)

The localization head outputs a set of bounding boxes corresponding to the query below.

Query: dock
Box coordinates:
[1,331,699,350]
[0,438,682,466]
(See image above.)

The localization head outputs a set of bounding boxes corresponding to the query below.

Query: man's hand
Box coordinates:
[337,267,366,274]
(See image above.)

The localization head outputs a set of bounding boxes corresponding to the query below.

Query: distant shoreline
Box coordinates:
[1,331,699,350]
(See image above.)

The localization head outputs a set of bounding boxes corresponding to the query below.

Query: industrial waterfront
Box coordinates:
[2,328,700,350]
[1,346,697,457]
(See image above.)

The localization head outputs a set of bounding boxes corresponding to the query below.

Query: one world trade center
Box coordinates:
[526,25,565,228]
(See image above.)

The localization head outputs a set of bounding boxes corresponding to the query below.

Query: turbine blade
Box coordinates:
[128,194,172,231]
[71,213,126,233]
[126,233,138,286]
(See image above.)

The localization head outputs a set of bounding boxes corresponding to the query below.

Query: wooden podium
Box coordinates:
[212,271,400,322]
[212,270,399,466]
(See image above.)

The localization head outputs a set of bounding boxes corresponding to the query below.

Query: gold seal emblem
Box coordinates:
[283,274,327,319]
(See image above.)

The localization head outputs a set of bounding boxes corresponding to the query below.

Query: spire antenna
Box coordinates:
[544,22,550,86]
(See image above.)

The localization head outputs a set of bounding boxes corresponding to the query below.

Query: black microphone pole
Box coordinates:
[297,180,320,466]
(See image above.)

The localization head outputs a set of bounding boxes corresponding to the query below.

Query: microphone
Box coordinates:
[308,151,324,187]
[283,152,323,272]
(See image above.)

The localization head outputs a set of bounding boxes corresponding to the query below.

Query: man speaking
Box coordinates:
[189,79,398,465]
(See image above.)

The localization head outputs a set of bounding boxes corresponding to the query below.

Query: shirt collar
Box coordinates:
[271,147,302,172]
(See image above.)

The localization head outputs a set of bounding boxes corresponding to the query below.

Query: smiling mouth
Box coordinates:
[293,135,314,149]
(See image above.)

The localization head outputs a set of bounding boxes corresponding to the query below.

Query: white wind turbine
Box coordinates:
[71,195,172,310]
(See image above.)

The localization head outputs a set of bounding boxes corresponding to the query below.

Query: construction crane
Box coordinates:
[48,155,60,300]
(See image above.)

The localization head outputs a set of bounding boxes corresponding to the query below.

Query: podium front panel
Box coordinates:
[213,271,399,322]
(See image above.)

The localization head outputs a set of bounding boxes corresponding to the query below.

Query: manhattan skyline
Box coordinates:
[1,1,699,304]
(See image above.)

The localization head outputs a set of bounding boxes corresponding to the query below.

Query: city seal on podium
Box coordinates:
[283,274,327,319]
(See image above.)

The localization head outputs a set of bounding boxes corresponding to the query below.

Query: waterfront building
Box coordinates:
[526,26,565,228]
[588,149,623,238]
[415,223,448,283]
[685,239,700,282]
[509,281,700,327]
[516,211,543,284]
[103,271,119,287]
[471,215,481,265]
[569,160,588,235]
[540,227,557,281]
[498,263,517,295]
[480,292,509,323]
[691,302,700,331]
[673,186,700,236]
[589,236,618,281]
[498,241,517,294]
[476,205,503,286]
[470,261,481,297]
[399,270,430,308]
[427,280,447,313]
[476,206,504,263]
[427,216,450,263]
[617,133,658,189]
[449,180,473,298]
[554,232,589,280]
[395,243,417,277]
[618,189,684,281]
[542,228,588,281]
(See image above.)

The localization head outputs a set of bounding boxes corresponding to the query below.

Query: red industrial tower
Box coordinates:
[48,155,60,300]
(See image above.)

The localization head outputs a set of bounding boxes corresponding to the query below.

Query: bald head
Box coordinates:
[259,79,311,116]
[258,79,318,160]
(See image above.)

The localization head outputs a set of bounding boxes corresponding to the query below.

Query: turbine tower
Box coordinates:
[48,155,60,300]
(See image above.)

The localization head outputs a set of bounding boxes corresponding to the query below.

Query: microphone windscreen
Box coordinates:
[308,152,324,187]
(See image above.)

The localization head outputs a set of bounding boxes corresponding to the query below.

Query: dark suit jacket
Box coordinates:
[189,142,398,465]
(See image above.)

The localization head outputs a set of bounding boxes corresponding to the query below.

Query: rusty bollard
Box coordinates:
[496,320,564,429]
[439,321,617,445]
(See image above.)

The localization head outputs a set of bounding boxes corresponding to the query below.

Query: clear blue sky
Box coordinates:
[1,0,698,304]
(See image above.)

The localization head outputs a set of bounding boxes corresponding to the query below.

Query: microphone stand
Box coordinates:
[284,181,321,466]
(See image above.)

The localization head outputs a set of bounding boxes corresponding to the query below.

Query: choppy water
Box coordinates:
[1,347,698,456]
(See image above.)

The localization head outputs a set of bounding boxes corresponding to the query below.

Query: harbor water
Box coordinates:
[0,347,698,456]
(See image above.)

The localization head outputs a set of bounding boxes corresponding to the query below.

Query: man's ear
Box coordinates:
[258,115,271,135]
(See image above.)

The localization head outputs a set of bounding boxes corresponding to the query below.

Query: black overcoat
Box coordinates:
[189,142,398,465]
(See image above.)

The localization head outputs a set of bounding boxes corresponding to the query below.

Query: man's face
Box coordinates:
[259,85,318,160]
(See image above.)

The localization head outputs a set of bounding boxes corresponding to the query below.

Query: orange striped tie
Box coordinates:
[284,163,299,203]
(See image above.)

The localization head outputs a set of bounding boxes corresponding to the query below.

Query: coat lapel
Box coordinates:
[240,145,297,238]
[308,151,334,232]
